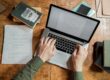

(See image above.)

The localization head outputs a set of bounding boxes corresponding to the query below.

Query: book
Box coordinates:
[72,1,95,17]
[13,7,42,23]
[94,42,110,73]
[2,25,33,64]
[104,40,110,67]
[11,2,42,28]
[95,51,110,73]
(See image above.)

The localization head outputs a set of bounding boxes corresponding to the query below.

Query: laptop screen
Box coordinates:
[47,5,99,42]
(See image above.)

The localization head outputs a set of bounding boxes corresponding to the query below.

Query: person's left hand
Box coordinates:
[36,37,56,62]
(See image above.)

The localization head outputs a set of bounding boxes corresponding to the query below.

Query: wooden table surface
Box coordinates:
[0,0,110,80]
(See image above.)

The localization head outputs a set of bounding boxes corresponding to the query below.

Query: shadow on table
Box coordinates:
[0,64,24,80]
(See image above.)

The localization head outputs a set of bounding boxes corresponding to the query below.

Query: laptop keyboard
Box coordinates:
[48,33,77,54]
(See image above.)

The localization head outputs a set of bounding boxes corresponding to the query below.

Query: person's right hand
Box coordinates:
[36,37,56,62]
[71,45,88,72]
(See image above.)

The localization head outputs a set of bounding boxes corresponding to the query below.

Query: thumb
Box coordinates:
[72,49,77,56]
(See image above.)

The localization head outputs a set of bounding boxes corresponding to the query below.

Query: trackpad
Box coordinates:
[48,50,71,69]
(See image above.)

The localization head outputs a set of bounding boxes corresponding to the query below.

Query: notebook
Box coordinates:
[2,25,33,64]
[13,7,42,23]
[94,42,110,73]
[104,40,110,67]
[11,2,42,28]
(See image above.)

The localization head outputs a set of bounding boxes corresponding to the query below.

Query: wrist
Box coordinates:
[74,66,83,72]
[37,55,46,62]
[72,64,83,72]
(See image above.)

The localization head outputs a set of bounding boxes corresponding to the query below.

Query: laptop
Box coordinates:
[41,4,100,69]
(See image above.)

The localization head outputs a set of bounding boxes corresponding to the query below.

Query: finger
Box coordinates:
[72,49,77,56]
[48,47,56,60]
[84,47,88,51]
[75,44,80,48]
[47,38,54,46]
[51,46,56,56]
[40,37,44,46]
[77,44,81,49]
[44,37,50,44]
[84,48,88,55]
[79,45,83,49]
[50,39,56,47]
[77,45,82,54]
[53,46,56,53]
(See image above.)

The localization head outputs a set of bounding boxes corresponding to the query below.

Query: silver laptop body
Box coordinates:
[41,4,100,69]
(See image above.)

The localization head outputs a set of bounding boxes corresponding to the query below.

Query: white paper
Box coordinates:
[102,0,110,15]
[96,0,110,18]
[2,25,33,64]
[95,0,100,10]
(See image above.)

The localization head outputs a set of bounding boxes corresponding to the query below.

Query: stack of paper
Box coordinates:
[2,25,33,64]
[96,0,110,18]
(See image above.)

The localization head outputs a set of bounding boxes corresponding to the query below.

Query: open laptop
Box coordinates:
[41,4,100,69]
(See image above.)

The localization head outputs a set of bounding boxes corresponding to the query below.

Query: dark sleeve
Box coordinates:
[71,72,84,80]
[12,56,44,80]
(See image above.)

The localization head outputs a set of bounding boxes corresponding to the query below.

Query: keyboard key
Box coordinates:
[48,33,76,54]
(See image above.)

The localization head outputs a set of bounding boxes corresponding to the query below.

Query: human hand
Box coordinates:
[71,45,88,72]
[36,37,56,62]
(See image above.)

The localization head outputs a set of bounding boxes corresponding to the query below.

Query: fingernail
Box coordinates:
[54,39,56,42]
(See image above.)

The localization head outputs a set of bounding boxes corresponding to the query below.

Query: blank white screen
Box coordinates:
[47,6,98,41]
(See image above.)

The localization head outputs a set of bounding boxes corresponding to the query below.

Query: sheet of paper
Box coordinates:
[2,25,33,64]
[95,0,100,10]
[96,0,110,18]
[102,0,110,15]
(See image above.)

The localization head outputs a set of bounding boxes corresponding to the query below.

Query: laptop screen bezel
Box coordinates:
[45,4,100,43]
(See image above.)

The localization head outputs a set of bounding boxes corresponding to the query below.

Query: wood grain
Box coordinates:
[0,0,110,80]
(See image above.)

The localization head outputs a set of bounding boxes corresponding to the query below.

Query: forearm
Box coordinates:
[12,56,44,80]
[72,72,84,80]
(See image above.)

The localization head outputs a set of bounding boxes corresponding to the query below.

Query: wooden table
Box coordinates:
[0,0,110,80]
